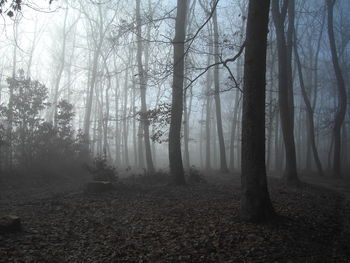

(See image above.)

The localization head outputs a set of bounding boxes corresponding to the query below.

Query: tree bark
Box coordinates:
[205,80,212,171]
[83,14,103,140]
[49,8,68,125]
[169,0,187,185]
[136,0,155,174]
[240,0,275,222]
[271,0,299,185]
[6,22,18,170]
[326,0,347,178]
[103,61,111,160]
[183,75,191,170]
[123,66,129,167]
[114,81,121,166]
[137,122,145,169]
[294,33,324,177]
[212,2,229,173]
[229,90,241,171]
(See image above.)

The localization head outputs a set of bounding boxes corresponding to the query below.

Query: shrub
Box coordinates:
[187,166,206,184]
[86,156,118,182]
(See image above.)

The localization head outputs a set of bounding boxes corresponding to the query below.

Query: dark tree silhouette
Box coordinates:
[169,0,187,185]
[326,0,347,178]
[271,0,300,186]
[294,31,324,177]
[240,0,275,222]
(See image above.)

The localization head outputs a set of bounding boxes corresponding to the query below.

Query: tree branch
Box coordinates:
[185,42,245,93]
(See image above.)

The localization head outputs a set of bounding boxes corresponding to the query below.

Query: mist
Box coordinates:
[0,0,349,262]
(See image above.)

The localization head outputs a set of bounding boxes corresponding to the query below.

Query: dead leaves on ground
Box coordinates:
[0,181,349,262]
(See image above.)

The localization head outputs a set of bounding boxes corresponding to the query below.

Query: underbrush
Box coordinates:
[0,159,90,192]
[85,156,118,182]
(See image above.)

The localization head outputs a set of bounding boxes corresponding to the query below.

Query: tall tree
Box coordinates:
[205,31,214,171]
[5,20,19,169]
[294,30,324,177]
[326,0,347,178]
[212,0,229,173]
[182,0,196,170]
[271,0,299,185]
[136,0,155,174]
[48,7,69,124]
[240,0,275,222]
[81,1,117,142]
[169,0,188,185]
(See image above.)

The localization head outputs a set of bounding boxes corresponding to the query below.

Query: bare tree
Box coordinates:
[240,0,275,223]
[326,0,347,178]
[135,0,155,174]
[211,0,229,173]
[271,0,299,185]
[81,1,117,142]
[169,0,188,185]
[294,29,324,177]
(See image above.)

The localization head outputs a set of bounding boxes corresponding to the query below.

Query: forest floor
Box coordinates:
[0,172,350,263]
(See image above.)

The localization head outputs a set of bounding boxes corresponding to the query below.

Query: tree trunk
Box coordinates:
[6,23,18,170]
[205,88,212,171]
[326,0,347,178]
[136,0,155,174]
[294,33,324,177]
[132,69,138,167]
[83,3,104,141]
[123,67,129,167]
[183,79,190,170]
[212,107,218,169]
[200,104,205,168]
[266,34,277,172]
[114,82,121,166]
[182,0,197,171]
[103,67,111,160]
[271,0,299,185]
[212,2,229,173]
[97,82,103,156]
[205,38,214,171]
[49,8,68,125]
[241,0,275,222]
[229,90,241,171]
[169,0,187,185]
[137,122,145,169]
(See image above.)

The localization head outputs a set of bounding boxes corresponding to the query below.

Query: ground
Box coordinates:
[0,173,349,262]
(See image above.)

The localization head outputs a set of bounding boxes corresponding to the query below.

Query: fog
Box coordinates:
[0,0,350,261]
[0,0,348,176]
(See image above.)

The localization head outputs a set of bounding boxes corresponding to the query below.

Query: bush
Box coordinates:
[187,166,206,184]
[0,73,91,175]
[86,156,118,182]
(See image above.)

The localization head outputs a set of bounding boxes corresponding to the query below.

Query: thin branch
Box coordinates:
[185,42,245,92]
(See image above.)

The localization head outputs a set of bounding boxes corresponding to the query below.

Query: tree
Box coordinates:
[294,29,324,177]
[135,0,155,174]
[198,0,229,173]
[240,0,275,222]
[169,0,188,185]
[81,1,117,142]
[48,7,69,124]
[3,73,48,166]
[326,0,347,178]
[212,0,229,173]
[271,0,299,185]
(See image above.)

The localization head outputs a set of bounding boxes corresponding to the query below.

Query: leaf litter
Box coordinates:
[0,177,349,262]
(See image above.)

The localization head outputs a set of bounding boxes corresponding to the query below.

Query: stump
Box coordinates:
[0,215,21,233]
[85,181,114,194]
